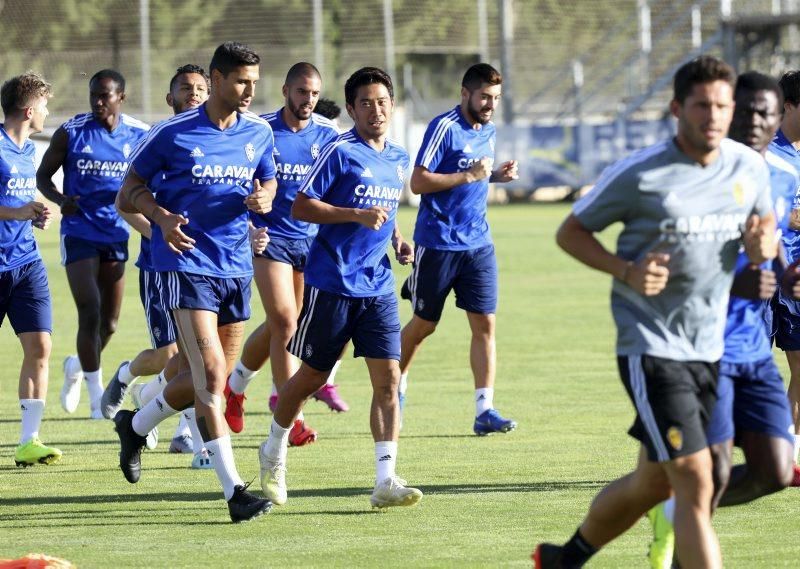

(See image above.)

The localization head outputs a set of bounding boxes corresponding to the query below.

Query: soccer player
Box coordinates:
[533,56,776,569]
[112,42,276,522]
[398,63,519,435]
[37,69,149,419]
[0,72,61,467]
[646,71,796,568]
[767,70,800,485]
[101,64,212,466]
[259,67,422,510]
[223,63,343,442]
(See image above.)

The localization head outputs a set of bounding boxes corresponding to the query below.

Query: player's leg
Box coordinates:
[784,350,800,470]
[97,259,125,351]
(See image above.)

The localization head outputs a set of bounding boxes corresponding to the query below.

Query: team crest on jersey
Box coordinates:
[732,182,745,206]
[153,327,161,341]
[397,165,405,183]
[666,426,683,451]
[311,143,320,159]
[122,143,132,158]
[245,142,256,162]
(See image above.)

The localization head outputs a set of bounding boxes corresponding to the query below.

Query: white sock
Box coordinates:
[475,387,494,416]
[19,399,45,444]
[117,362,138,386]
[174,413,191,439]
[326,360,342,385]
[262,419,291,464]
[270,382,278,397]
[205,435,244,501]
[794,435,800,464]
[229,361,258,394]
[132,393,178,436]
[84,369,104,404]
[182,408,206,454]
[139,372,166,406]
[399,372,408,395]
[375,441,398,484]
[663,496,676,524]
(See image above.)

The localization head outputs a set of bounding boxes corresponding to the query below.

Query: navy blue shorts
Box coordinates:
[163,272,251,325]
[255,235,313,272]
[60,234,128,266]
[772,290,800,351]
[0,259,52,334]
[288,286,401,371]
[706,357,794,446]
[401,244,498,322]
[139,270,177,349]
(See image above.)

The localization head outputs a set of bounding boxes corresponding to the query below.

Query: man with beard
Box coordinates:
[398,63,519,435]
[223,63,344,443]
[37,70,149,419]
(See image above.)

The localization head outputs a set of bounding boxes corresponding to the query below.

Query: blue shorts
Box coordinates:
[706,357,794,446]
[0,259,52,334]
[255,235,313,272]
[139,270,177,349]
[401,244,498,322]
[772,290,800,351]
[288,286,401,371]
[60,234,128,266]
[163,272,251,325]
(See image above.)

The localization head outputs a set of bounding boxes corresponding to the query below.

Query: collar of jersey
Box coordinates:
[348,127,393,155]
[0,124,29,153]
[272,107,316,136]
[773,128,798,155]
[199,102,242,133]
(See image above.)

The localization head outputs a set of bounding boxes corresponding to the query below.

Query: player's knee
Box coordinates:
[752,455,794,493]
[76,303,101,328]
[22,335,51,361]
[101,317,119,337]
[709,445,732,495]
[269,311,297,338]
[409,317,437,339]
[195,387,222,410]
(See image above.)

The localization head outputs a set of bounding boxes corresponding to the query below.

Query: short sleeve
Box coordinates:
[255,126,277,181]
[572,163,635,232]
[415,118,452,172]
[129,128,168,182]
[298,143,344,201]
[751,160,774,218]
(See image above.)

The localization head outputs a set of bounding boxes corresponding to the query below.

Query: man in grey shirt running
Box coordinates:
[533,56,776,569]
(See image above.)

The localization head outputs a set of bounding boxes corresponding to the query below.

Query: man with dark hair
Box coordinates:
[646,70,795,568]
[0,71,62,467]
[37,69,149,419]
[258,66,422,510]
[112,42,276,522]
[314,97,341,121]
[102,64,212,468]
[398,62,519,435]
[534,56,776,568]
[770,69,800,484]
[223,62,346,439]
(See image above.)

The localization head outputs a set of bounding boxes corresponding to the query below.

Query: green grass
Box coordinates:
[0,204,797,567]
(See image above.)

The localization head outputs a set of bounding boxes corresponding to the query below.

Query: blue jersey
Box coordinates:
[60,113,149,242]
[299,129,408,297]
[765,148,800,264]
[413,105,496,251]
[129,104,276,278]
[0,126,39,271]
[768,130,800,264]
[253,109,339,240]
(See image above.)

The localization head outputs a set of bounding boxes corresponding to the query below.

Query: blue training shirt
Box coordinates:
[129,103,276,278]
[768,129,800,264]
[299,128,409,297]
[413,105,496,251]
[0,125,40,270]
[60,113,149,242]
[765,148,800,264]
[253,109,340,240]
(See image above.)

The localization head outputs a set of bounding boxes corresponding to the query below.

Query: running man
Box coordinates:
[399,63,519,435]
[113,42,276,522]
[259,67,422,510]
[37,69,149,418]
[646,71,796,568]
[533,56,776,569]
[0,72,61,467]
[223,63,343,442]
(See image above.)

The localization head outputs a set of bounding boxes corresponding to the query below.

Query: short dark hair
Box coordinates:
[90,69,125,92]
[736,71,783,108]
[673,56,735,104]
[209,42,260,77]
[462,63,502,91]
[169,64,209,92]
[314,97,341,120]
[779,70,800,106]
[1,71,52,116]
[344,67,393,107]
[285,62,321,85]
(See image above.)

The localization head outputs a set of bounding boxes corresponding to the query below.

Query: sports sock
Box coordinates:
[206,435,244,501]
[139,372,166,406]
[561,528,598,567]
[475,387,494,416]
[229,361,258,394]
[84,369,104,404]
[174,413,191,439]
[794,435,799,464]
[182,408,206,453]
[399,372,408,395]
[297,410,304,422]
[663,496,676,524]
[325,360,342,385]
[19,399,45,444]
[132,393,178,436]
[117,362,138,386]
[375,441,398,484]
[262,419,290,463]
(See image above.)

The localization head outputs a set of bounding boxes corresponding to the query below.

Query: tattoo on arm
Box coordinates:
[196,337,212,350]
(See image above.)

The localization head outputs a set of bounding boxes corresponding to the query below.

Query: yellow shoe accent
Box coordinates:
[646,502,675,569]
[15,437,63,467]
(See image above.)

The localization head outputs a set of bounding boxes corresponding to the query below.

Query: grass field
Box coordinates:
[1,204,798,568]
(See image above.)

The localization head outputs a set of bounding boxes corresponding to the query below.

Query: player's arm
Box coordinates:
[36,127,80,215]
[742,212,778,264]
[410,159,492,195]
[391,224,414,265]
[115,189,152,239]
[791,207,800,231]
[244,178,277,215]
[292,193,389,229]
[489,160,519,183]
